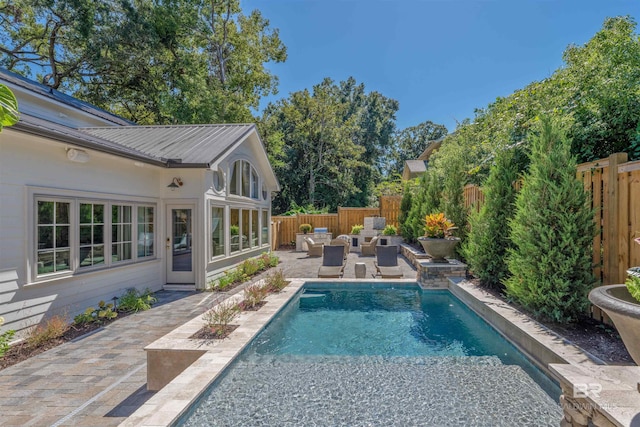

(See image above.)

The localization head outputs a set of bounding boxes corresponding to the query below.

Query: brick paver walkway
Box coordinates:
[0,250,416,426]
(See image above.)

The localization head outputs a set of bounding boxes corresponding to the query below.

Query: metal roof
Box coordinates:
[13,113,167,166]
[405,160,427,174]
[0,68,134,126]
[81,124,256,167]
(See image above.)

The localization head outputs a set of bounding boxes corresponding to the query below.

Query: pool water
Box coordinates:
[179,284,562,426]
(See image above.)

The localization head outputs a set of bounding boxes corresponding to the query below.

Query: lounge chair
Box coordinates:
[374,245,404,278]
[318,245,346,278]
[360,235,379,256]
[329,238,350,259]
[304,236,324,257]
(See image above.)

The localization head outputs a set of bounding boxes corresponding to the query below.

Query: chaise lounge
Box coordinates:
[374,245,404,278]
[318,245,346,278]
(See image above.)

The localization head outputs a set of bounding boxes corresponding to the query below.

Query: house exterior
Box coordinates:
[0,69,279,334]
[401,136,445,180]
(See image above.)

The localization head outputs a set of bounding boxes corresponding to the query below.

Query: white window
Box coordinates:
[229,160,260,200]
[79,202,105,268]
[34,197,156,279]
[261,209,269,246]
[137,206,155,258]
[211,206,225,258]
[112,204,133,262]
[37,200,71,275]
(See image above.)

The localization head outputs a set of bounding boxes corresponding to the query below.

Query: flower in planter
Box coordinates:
[350,224,364,235]
[382,225,397,236]
[299,223,312,234]
[423,213,456,239]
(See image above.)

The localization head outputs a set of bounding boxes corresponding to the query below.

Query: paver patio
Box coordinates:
[0,250,417,426]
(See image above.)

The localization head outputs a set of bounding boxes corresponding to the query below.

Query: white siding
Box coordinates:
[0,130,165,334]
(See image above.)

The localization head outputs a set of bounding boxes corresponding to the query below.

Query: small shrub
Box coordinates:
[626,269,640,302]
[73,301,118,326]
[264,269,288,293]
[350,224,364,235]
[299,223,313,234]
[230,225,240,236]
[0,317,16,358]
[382,225,397,236]
[259,252,279,269]
[239,259,260,277]
[26,314,69,349]
[118,288,157,313]
[242,283,268,309]
[202,300,240,332]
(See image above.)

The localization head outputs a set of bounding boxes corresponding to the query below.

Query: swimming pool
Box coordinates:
[179,283,562,426]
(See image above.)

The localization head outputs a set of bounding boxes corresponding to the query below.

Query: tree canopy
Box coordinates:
[0,0,286,124]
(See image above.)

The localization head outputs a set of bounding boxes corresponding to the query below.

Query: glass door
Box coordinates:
[166,206,195,283]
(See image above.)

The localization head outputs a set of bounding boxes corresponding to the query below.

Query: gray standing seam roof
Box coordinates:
[81,124,256,167]
[405,159,427,174]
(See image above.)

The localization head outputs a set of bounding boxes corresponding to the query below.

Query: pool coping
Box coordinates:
[120,278,601,427]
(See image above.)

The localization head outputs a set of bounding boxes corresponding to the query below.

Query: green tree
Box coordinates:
[0,84,19,131]
[505,117,596,323]
[462,149,519,290]
[261,77,399,213]
[385,121,448,176]
[562,16,640,161]
[0,0,286,124]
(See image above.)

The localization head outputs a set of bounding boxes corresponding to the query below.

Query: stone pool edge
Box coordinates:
[119,279,306,427]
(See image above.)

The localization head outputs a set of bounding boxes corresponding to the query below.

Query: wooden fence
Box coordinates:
[271,196,402,249]
[463,152,640,294]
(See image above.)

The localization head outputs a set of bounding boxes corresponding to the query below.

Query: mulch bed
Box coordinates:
[0,312,131,371]
[468,278,633,365]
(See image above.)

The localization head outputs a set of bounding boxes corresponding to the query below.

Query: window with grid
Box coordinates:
[137,206,154,258]
[79,203,105,268]
[36,200,71,275]
[112,204,133,262]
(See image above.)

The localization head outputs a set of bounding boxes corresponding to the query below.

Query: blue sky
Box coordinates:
[244,0,639,132]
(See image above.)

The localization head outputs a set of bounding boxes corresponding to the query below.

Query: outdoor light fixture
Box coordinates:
[66,148,90,163]
[167,177,183,190]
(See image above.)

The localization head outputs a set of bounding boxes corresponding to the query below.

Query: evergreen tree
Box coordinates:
[505,117,596,323]
[398,183,414,241]
[462,149,518,289]
[439,145,468,241]
[405,169,442,242]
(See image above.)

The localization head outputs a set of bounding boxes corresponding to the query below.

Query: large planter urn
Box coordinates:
[589,269,640,365]
[417,237,461,263]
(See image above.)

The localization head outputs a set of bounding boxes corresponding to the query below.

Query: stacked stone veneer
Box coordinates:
[418,259,467,289]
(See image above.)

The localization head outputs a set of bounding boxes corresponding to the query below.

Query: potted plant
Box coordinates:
[417,213,460,263]
[350,224,364,235]
[589,236,640,364]
[299,223,312,234]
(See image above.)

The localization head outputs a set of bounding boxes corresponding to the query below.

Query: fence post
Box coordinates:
[606,152,628,285]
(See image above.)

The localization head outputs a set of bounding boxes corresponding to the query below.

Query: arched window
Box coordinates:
[230,160,259,200]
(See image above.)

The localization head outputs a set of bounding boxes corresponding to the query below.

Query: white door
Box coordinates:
[166,205,195,284]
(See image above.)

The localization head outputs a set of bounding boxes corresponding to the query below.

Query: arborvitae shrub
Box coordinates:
[406,169,442,241]
[505,117,596,323]
[440,152,467,241]
[398,184,413,240]
[462,149,518,290]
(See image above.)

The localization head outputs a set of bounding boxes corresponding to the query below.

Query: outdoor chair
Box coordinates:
[360,235,379,256]
[318,245,346,278]
[330,238,350,259]
[304,236,324,257]
[374,245,404,278]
